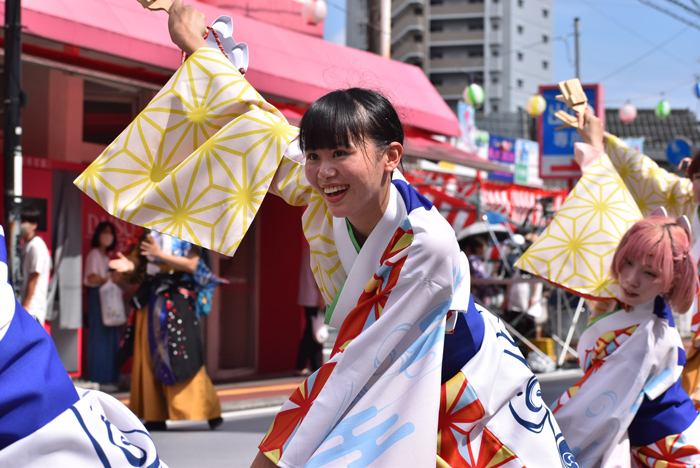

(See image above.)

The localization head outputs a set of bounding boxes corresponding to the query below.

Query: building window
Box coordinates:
[430,78,443,86]
[542,34,549,43]
[415,33,423,42]
[491,75,499,84]
[543,8,549,18]
[430,24,443,32]
[518,0,523,6]
[492,104,499,112]
[415,5,423,15]
[517,52,523,61]
[491,49,500,57]
[517,25,524,34]
[492,21,499,30]
[542,60,549,70]
[517,79,524,88]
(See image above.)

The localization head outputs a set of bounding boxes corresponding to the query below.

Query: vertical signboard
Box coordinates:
[487,134,516,182]
[538,84,604,179]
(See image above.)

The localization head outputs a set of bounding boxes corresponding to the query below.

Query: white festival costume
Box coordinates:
[75,46,576,467]
[517,142,700,467]
[0,225,166,467]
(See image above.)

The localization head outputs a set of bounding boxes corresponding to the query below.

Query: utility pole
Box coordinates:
[574,17,580,79]
[4,0,24,294]
[368,0,391,58]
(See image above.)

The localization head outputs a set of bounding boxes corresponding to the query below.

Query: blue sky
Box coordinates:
[324,0,700,113]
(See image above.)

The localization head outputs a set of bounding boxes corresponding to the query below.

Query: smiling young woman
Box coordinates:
[75,3,576,467]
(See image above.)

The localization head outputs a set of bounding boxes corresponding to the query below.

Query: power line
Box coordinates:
[637,0,700,31]
[606,77,698,104]
[580,0,697,73]
[595,27,689,82]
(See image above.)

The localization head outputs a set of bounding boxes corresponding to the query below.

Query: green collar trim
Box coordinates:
[324,281,345,325]
[586,305,623,329]
[346,218,361,253]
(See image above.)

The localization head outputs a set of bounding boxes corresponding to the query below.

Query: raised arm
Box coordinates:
[75,5,299,259]
[575,109,694,218]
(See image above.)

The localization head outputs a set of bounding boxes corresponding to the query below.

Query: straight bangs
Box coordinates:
[299,90,366,153]
[612,222,674,291]
[612,216,698,311]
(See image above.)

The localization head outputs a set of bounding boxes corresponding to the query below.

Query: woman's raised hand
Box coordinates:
[576,107,605,152]
[168,0,208,55]
[109,252,135,274]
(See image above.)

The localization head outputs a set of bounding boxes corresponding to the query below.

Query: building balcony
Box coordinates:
[392,0,423,18]
[430,2,485,18]
[488,84,503,98]
[430,56,484,71]
[430,30,484,44]
[488,57,503,70]
[487,2,503,17]
[488,29,503,44]
[392,40,426,63]
[391,12,425,44]
[433,84,466,98]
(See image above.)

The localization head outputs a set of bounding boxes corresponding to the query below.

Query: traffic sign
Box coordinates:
[538,84,605,179]
[666,138,692,167]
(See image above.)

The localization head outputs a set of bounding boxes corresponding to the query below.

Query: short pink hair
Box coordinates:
[611,216,699,312]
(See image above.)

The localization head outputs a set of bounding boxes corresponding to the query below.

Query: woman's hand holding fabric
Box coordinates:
[168,0,208,55]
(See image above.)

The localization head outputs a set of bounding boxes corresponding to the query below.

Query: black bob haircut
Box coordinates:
[299,88,404,155]
[91,221,117,252]
[20,205,41,226]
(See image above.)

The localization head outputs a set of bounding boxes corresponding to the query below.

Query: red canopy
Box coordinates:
[405,169,568,233]
[15,0,459,137]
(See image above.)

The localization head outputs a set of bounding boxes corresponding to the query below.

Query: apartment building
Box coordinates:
[348,0,553,116]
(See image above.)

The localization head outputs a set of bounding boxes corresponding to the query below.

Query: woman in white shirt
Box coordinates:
[84,221,120,389]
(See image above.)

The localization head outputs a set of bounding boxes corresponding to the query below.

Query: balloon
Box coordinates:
[619,103,637,124]
[694,82,700,99]
[462,84,484,109]
[302,0,327,25]
[526,94,547,117]
[655,100,671,119]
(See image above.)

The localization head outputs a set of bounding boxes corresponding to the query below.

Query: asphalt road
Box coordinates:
[153,370,583,468]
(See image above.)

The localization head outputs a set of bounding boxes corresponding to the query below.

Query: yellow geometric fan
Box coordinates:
[515,153,642,300]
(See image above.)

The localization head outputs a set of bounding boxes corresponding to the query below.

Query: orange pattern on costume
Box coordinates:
[583,324,638,372]
[553,322,637,414]
[332,222,414,356]
[437,372,523,468]
[260,362,336,462]
[690,298,700,350]
[437,372,486,466]
[260,221,415,463]
[632,432,700,468]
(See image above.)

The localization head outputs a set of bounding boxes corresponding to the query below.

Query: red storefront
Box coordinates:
[2,0,506,381]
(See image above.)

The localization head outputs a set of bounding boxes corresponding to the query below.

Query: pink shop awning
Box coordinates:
[12,0,459,137]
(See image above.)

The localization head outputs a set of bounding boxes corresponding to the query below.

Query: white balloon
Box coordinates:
[302,0,328,25]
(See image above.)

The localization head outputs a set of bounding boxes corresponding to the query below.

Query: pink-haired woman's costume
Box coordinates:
[516,141,700,467]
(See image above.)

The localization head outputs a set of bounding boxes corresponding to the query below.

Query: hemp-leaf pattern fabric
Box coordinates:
[606,134,694,219]
[75,48,298,257]
[515,153,642,300]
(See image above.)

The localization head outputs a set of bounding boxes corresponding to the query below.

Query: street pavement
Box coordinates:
[148,369,583,468]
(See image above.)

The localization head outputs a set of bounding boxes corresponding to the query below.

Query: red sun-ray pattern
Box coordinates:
[582,324,638,372]
[331,219,414,356]
[632,432,700,467]
[437,372,524,468]
[259,362,336,463]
